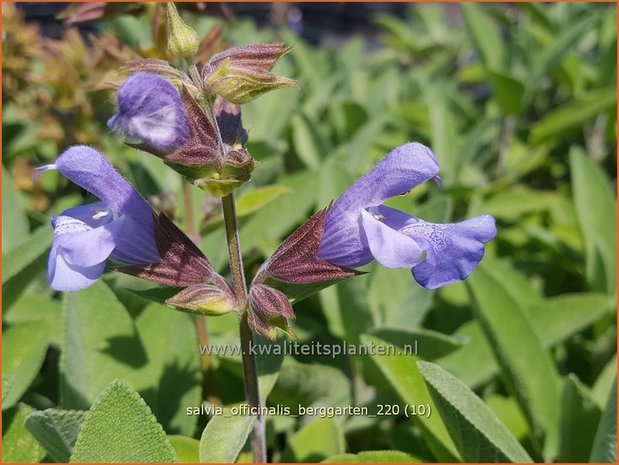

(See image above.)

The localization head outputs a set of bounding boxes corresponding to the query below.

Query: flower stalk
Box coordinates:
[221,193,266,463]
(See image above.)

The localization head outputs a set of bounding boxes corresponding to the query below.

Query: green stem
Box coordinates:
[221,193,266,463]
[182,181,196,235]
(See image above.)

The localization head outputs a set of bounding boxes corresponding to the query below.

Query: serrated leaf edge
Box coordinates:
[70,379,176,463]
[417,361,532,463]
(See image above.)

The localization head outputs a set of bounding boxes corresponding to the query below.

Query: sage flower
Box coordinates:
[38,146,160,291]
[318,142,497,289]
[107,72,190,154]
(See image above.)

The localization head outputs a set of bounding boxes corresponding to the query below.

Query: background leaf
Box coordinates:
[558,375,602,462]
[199,337,284,463]
[2,403,47,463]
[2,321,49,410]
[322,450,420,463]
[270,358,351,411]
[461,3,505,71]
[2,166,30,253]
[570,147,617,293]
[60,280,146,409]
[199,406,256,463]
[531,87,616,143]
[25,409,87,463]
[590,379,617,463]
[134,304,202,436]
[417,361,532,463]
[2,226,53,284]
[466,264,561,459]
[281,418,345,462]
[361,334,459,462]
[169,435,200,463]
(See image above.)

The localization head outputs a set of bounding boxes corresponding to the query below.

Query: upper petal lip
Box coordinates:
[330,142,441,214]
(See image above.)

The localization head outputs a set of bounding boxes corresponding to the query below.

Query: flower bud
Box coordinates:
[248,284,296,340]
[202,43,296,104]
[165,2,199,60]
[166,283,236,316]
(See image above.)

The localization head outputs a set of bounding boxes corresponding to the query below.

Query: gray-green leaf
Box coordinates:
[199,336,283,463]
[70,380,176,462]
[2,226,53,285]
[2,166,29,253]
[466,264,561,459]
[360,334,459,462]
[198,406,256,463]
[169,435,200,463]
[590,378,617,462]
[417,361,532,463]
[2,403,47,463]
[25,409,87,463]
[2,320,49,410]
[322,450,420,463]
[281,418,345,462]
[558,374,601,462]
[570,147,617,294]
[61,280,146,409]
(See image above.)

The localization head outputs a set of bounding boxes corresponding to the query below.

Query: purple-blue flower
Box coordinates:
[107,72,190,153]
[38,146,160,291]
[318,142,497,289]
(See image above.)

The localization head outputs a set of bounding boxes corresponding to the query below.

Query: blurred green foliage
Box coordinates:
[2,3,616,463]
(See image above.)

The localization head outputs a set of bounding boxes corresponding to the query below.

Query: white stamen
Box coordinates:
[33,164,57,180]
[92,209,110,221]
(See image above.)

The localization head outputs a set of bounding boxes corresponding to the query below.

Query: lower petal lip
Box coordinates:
[56,215,126,268]
[360,209,423,269]
[48,243,107,292]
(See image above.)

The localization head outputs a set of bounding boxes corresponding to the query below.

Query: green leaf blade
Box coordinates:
[2,321,49,410]
[590,379,617,462]
[24,409,87,463]
[417,361,532,463]
[281,418,345,462]
[198,336,283,463]
[570,147,617,294]
[199,408,256,463]
[322,450,421,463]
[558,375,602,462]
[2,403,47,463]
[361,334,459,462]
[466,264,561,459]
[70,380,176,463]
[2,226,53,285]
